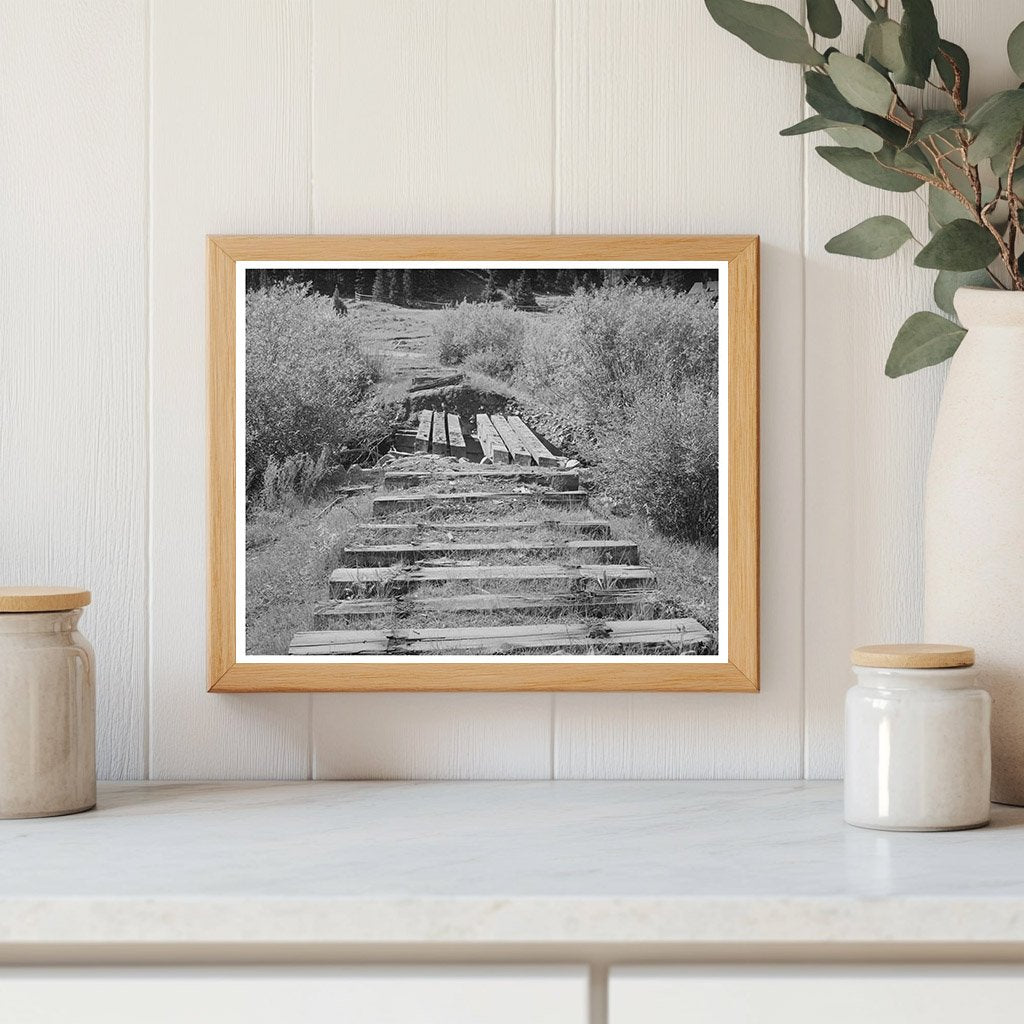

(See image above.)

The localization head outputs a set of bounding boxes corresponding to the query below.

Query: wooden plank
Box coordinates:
[414,410,432,452]
[342,540,640,567]
[383,468,578,490]
[409,372,463,392]
[313,599,396,626]
[314,590,661,625]
[372,490,590,516]
[446,414,467,458]
[506,416,560,467]
[476,413,511,464]
[359,519,612,538]
[489,414,533,465]
[290,618,710,655]
[329,563,657,597]
[431,408,449,453]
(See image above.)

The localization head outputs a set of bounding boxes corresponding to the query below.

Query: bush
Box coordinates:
[516,285,719,543]
[434,302,526,382]
[245,282,389,485]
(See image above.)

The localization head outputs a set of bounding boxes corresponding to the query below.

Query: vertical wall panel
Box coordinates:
[803,2,1024,778]
[0,1,148,779]
[148,0,312,778]
[550,0,806,778]
[308,0,556,779]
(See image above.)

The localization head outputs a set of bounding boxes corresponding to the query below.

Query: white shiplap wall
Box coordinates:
[2,0,1014,780]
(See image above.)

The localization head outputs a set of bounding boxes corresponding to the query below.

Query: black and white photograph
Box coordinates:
[242,263,725,659]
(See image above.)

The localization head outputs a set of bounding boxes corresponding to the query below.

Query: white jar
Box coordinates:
[844,644,990,832]
[0,587,95,818]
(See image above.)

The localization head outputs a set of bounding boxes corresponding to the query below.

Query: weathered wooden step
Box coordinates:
[430,407,448,452]
[372,490,589,516]
[414,410,432,452]
[290,618,710,655]
[505,415,560,467]
[342,540,639,567]
[383,469,578,491]
[476,413,511,464]
[489,414,533,466]
[329,563,656,598]
[446,414,466,458]
[409,373,464,393]
[359,519,612,538]
[313,590,661,626]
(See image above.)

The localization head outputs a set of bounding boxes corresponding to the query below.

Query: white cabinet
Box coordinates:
[0,967,588,1024]
[610,967,1024,1024]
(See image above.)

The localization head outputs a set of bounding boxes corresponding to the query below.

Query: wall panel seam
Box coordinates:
[144,0,154,781]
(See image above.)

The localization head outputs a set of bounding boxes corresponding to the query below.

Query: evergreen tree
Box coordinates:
[479,270,500,303]
[402,269,416,306]
[356,269,374,297]
[554,268,574,294]
[388,269,402,304]
[515,270,535,308]
[371,269,388,301]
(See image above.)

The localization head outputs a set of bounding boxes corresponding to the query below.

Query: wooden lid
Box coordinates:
[0,587,91,613]
[851,643,974,669]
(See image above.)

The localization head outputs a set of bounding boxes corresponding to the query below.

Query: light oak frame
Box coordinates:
[208,235,759,692]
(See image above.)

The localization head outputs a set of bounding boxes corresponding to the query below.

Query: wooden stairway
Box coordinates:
[289,411,711,656]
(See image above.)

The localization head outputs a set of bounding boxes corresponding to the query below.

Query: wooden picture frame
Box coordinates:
[208,235,759,692]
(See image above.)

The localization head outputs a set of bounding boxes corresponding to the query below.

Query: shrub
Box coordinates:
[245,282,389,485]
[434,301,526,382]
[516,284,719,543]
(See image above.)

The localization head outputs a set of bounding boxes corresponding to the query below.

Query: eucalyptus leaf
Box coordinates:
[899,0,940,85]
[928,185,970,227]
[780,114,834,136]
[915,220,1001,271]
[864,19,905,74]
[862,111,910,148]
[849,0,875,19]
[885,311,966,378]
[827,53,894,116]
[826,124,884,152]
[807,0,841,39]
[806,70,872,124]
[817,145,923,191]
[1009,21,1024,79]
[705,0,825,64]
[886,143,934,175]
[907,111,962,146]
[933,270,992,317]
[935,40,970,106]
[967,89,1024,162]
[825,215,914,259]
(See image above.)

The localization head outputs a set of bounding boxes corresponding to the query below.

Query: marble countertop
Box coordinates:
[2,781,1023,951]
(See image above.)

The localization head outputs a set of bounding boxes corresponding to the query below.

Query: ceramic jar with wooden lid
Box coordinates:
[844,644,991,832]
[0,587,95,818]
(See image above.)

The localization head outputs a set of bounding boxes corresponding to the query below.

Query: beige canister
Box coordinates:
[844,644,991,832]
[0,587,95,818]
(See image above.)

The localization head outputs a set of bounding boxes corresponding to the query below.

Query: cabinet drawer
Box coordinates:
[0,967,588,1024]
[610,967,1024,1024]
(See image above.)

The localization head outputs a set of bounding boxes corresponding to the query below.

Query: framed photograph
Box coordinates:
[208,235,758,692]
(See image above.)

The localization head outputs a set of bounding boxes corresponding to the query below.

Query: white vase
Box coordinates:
[923,287,1024,805]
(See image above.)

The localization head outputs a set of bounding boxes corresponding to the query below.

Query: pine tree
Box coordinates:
[479,270,499,303]
[515,270,535,308]
[388,269,402,304]
[402,269,416,306]
[554,268,574,294]
[356,269,374,297]
[371,269,387,301]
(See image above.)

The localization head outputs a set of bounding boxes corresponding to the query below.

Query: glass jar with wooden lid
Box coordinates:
[0,587,95,818]
[845,643,991,831]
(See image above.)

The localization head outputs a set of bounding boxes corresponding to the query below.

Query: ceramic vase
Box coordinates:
[923,287,1024,805]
